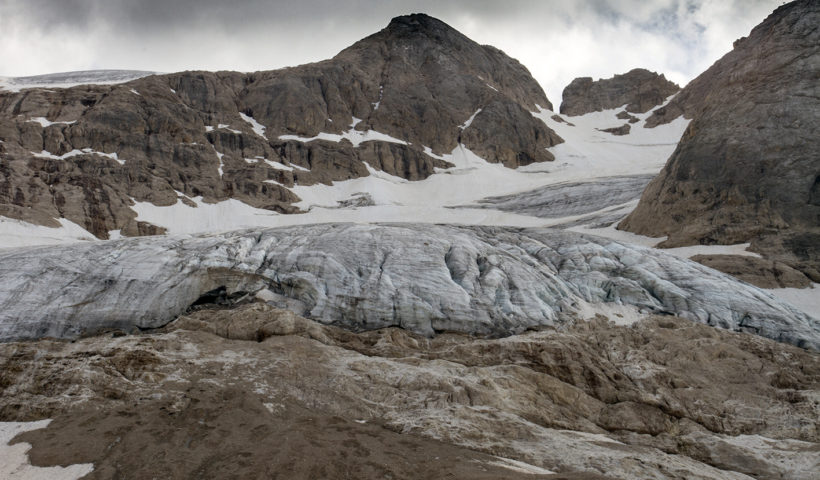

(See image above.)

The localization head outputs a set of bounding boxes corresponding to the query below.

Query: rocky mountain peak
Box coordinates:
[383,13,457,38]
[620,0,820,281]
[0,13,561,240]
[560,68,680,116]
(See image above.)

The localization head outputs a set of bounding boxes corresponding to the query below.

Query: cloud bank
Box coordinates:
[0,0,782,104]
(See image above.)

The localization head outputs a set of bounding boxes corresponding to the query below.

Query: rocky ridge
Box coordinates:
[620,0,820,283]
[0,13,561,239]
[0,224,815,349]
[559,68,680,117]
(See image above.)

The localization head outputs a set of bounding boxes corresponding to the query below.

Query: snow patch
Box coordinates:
[130,88,140,96]
[489,456,554,475]
[217,124,242,134]
[279,116,408,148]
[1,420,93,480]
[459,109,482,130]
[27,117,75,128]
[769,283,820,318]
[239,113,267,140]
[0,217,96,249]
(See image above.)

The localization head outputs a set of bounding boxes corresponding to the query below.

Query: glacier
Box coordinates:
[0,223,816,349]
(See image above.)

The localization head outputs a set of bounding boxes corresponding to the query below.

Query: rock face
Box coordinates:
[2,306,818,479]
[0,224,815,349]
[620,0,820,281]
[0,14,561,239]
[559,68,679,116]
[691,254,812,289]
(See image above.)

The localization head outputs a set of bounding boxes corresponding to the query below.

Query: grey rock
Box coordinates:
[0,224,815,349]
[559,68,680,116]
[615,110,640,123]
[621,0,820,280]
[598,123,631,136]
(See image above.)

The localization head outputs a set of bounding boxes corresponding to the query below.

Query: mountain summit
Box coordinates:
[0,14,561,239]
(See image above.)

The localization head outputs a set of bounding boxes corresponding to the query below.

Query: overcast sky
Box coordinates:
[0,0,783,104]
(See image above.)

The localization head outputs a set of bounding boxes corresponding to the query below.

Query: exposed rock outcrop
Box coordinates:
[598,123,631,136]
[620,0,820,281]
[691,254,812,289]
[2,306,817,479]
[0,14,561,239]
[0,224,815,348]
[559,68,679,116]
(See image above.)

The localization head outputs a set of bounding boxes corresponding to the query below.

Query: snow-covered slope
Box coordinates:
[0,100,689,245]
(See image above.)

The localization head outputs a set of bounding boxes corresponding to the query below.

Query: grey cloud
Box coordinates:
[0,0,784,103]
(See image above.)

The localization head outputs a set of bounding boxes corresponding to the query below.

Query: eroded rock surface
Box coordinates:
[2,305,817,479]
[621,0,820,281]
[0,14,561,239]
[559,68,679,116]
[0,224,815,348]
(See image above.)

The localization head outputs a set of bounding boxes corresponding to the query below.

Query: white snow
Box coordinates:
[279,116,408,148]
[130,88,140,96]
[217,124,242,134]
[32,150,83,160]
[0,216,95,249]
[459,109,482,130]
[262,159,293,170]
[31,148,124,164]
[239,113,267,140]
[769,283,820,317]
[569,221,762,259]
[525,100,690,179]
[205,126,215,132]
[373,85,384,110]
[213,147,225,177]
[485,83,499,92]
[489,456,555,475]
[0,420,93,480]
[27,117,75,128]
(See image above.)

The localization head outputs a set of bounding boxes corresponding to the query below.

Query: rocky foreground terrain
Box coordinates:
[620,0,820,283]
[2,305,818,479]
